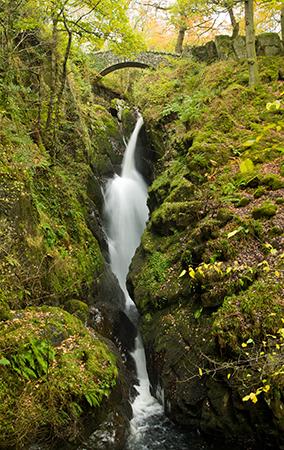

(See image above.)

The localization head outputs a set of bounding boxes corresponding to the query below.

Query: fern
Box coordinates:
[9,339,54,380]
[85,391,100,407]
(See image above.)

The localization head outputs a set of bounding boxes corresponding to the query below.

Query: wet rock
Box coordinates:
[77,407,131,450]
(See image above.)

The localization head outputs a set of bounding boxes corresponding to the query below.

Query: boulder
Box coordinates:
[233,35,247,60]
[214,35,234,60]
[256,33,282,56]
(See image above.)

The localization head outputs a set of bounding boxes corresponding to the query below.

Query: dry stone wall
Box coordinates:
[185,32,283,63]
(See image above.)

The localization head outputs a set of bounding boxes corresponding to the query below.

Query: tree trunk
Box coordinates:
[281,7,284,49]
[175,12,187,54]
[53,13,72,149]
[175,27,186,53]
[227,5,239,40]
[244,0,260,88]
[45,14,59,132]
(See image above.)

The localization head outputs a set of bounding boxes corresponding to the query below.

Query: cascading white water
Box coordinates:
[103,116,163,446]
[104,117,148,304]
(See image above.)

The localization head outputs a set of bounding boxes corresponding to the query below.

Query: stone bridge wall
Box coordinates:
[93,50,181,76]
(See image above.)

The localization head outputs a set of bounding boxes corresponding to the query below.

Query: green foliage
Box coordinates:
[142,251,170,286]
[162,89,210,124]
[212,265,284,352]
[10,339,54,381]
[239,158,254,174]
[253,186,266,199]
[236,197,250,208]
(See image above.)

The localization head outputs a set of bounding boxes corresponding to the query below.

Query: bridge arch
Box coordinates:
[93,50,181,77]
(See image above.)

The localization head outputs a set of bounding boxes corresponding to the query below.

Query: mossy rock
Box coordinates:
[268,226,284,238]
[275,198,284,205]
[151,201,202,235]
[0,306,118,449]
[165,176,194,203]
[235,171,262,189]
[204,237,238,263]
[212,278,284,353]
[64,299,90,324]
[254,187,266,199]
[252,200,277,219]
[236,197,250,208]
[216,208,234,226]
[147,173,171,211]
[262,174,284,191]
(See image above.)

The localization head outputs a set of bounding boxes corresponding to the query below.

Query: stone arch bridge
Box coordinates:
[93,50,181,77]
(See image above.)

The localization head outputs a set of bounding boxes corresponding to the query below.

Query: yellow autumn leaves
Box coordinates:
[242,385,270,404]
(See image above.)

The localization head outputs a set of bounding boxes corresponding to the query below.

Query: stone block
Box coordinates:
[233,35,247,60]
[256,33,282,56]
[215,35,234,60]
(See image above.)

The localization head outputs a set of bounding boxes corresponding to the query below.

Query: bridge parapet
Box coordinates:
[92,50,181,77]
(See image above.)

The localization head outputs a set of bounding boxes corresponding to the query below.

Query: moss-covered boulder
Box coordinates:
[0,306,129,449]
[216,208,234,226]
[262,174,284,191]
[236,196,250,208]
[151,201,202,235]
[252,200,277,219]
[64,299,90,324]
[253,187,266,199]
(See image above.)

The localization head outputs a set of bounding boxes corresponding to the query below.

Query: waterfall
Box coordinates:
[103,116,163,446]
[104,117,147,305]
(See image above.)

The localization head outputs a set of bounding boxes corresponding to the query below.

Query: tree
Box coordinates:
[282,6,284,43]
[0,0,145,155]
[244,0,260,88]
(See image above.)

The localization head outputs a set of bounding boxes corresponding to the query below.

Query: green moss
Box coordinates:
[262,174,284,191]
[213,275,284,348]
[136,251,171,311]
[253,187,266,199]
[165,175,194,202]
[216,208,234,226]
[275,197,284,205]
[234,171,262,189]
[64,299,90,324]
[151,201,202,235]
[268,226,284,238]
[0,299,11,321]
[280,162,284,177]
[0,306,118,448]
[205,237,238,262]
[236,197,250,208]
[252,200,277,219]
